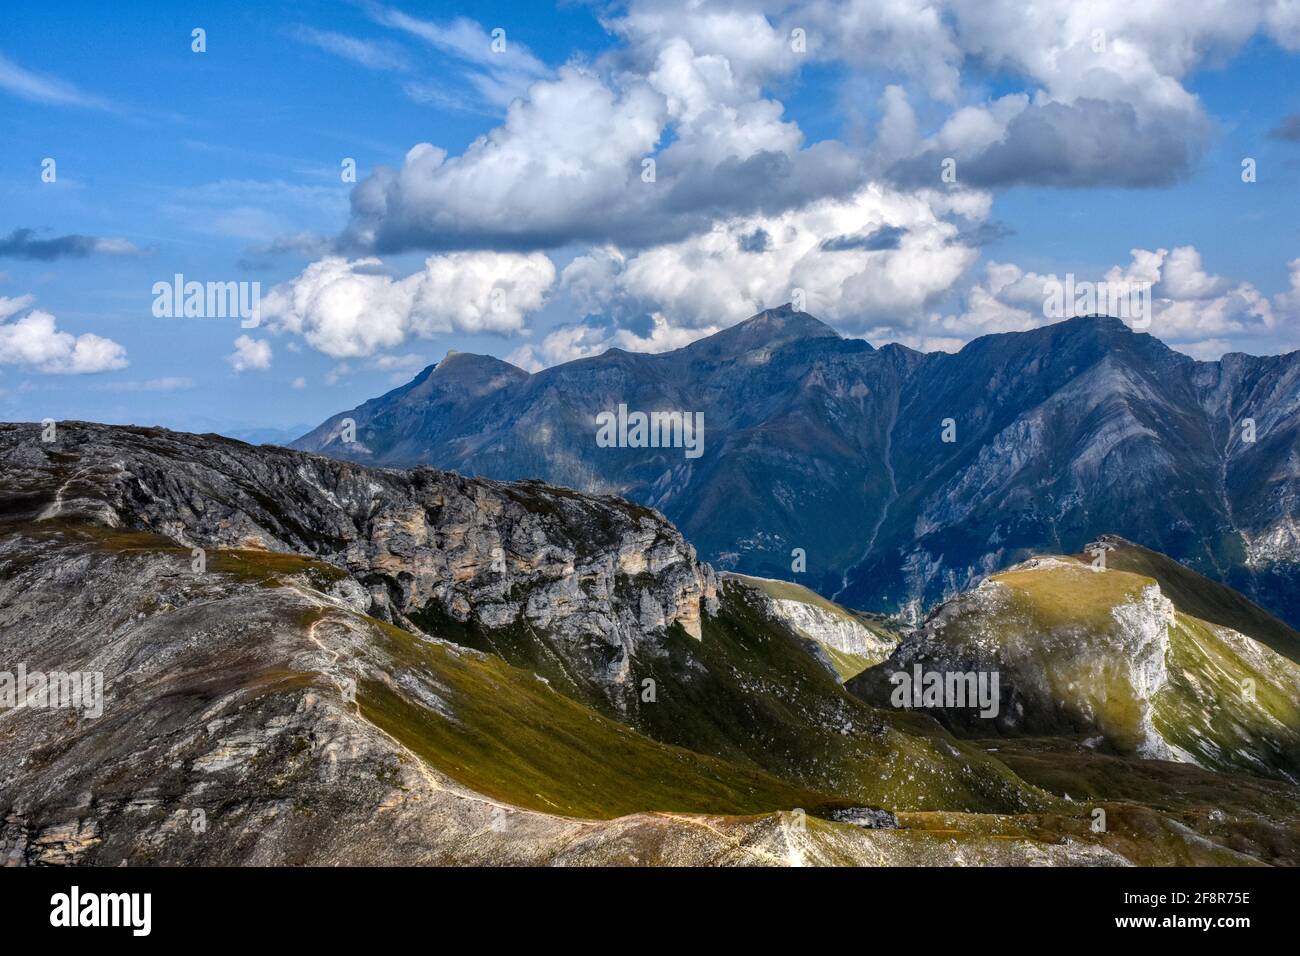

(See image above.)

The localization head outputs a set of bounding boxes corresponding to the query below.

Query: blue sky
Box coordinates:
[3,0,1300,439]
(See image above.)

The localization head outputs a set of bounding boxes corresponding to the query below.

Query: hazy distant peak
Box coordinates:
[385,350,528,406]
[430,350,528,384]
[686,306,844,359]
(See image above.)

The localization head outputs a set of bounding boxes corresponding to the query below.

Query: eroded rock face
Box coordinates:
[849,559,1183,752]
[766,598,893,659]
[847,554,1300,782]
[0,423,717,694]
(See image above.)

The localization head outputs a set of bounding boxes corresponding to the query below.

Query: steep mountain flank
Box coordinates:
[724,571,899,678]
[849,551,1300,783]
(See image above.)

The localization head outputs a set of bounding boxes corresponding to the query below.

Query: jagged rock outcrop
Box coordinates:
[1,422,716,701]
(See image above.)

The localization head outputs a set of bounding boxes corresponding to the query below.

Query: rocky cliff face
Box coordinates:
[2,422,715,707]
[767,596,890,657]
[722,571,897,679]
[293,309,1300,629]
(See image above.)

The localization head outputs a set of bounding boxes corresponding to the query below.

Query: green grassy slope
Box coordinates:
[1155,613,1300,779]
[356,617,834,819]
[415,577,1047,815]
[851,555,1300,783]
[1077,536,1300,665]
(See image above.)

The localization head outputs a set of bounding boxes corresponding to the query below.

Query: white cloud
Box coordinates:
[929,245,1292,357]
[261,251,556,358]
[94,377,194,393]
[0,297,128,374]
[0,294,35,320]
[559,183,983,335]
[507,314,722,372]
[344,67,667,251]
[368,7,548,110]
[227,335,272,372]
[610,1,1300,190]
[291,26,410,72]
[0,53,117,111]
[372,9,546,76]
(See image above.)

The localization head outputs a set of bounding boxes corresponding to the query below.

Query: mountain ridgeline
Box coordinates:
[294,307,1300,628]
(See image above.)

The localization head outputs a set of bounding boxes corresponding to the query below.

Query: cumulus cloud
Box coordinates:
[866,0,1297,187]
[260,251,556,358]
[928,245,1290,357]
[507,324,614,372]
[625,0,1297,191]
[341,28,861,254]
[342,68,665,252]
[0,228,143,261]
[0,296,128,374]
[227,335,272,372]
[558,183,984,336]
[332,0,1300,258]
[890,97,1208,188]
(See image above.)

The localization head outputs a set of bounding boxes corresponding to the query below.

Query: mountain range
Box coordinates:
[293,307,1300,629]
[4,422,1298,865]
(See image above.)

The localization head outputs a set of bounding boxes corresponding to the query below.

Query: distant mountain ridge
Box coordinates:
[294,306,1300,628]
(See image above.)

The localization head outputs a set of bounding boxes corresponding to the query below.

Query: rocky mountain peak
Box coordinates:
[425,350,529,392]
[683,305,844,359]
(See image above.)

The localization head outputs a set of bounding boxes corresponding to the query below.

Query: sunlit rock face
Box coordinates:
[849,553,1300,783]
[0,421,717,700]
